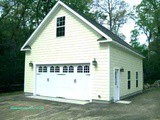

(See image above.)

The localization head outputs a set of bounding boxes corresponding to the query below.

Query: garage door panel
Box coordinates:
[36,64,90,100]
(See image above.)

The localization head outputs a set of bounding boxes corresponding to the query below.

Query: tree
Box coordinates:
[92,0,130,38]
[135,0,160,45]
[130,29,147,55]
[132,0,160,83]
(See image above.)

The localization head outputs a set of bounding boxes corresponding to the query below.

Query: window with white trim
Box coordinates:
[69,66,74,73]
[77,66,83,73]
[38,66,42,72]
[43,66,47,72]
[136,72,138,87]
[56,16,65,37]
[84,65,89,73]
[63,66,68,73]
[55,66,60,73]
[50,66,54,73]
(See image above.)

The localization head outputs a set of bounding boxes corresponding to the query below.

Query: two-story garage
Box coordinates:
[21,1,144,102]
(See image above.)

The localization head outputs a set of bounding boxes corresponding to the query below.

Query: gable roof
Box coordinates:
[21,0,144,58]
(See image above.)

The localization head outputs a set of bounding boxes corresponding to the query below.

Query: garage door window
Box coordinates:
[84,65,89,73]
[63,66,68,73]
[50,66,54,73]
[38,66,42,72]
[69,66,74,73]
[43,66,47,72]
[77,66,83,73]
[55,66,60,73]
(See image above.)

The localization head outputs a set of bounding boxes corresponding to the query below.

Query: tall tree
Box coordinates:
[132,0,160,83]
[135,0,160,45]
[92,0,130,38]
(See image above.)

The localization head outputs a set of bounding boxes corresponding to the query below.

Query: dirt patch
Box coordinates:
[0,88,160,120]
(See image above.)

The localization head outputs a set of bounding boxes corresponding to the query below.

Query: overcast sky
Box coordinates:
[121,0,147,45]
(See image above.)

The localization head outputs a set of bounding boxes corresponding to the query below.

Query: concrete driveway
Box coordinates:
[0,88,160,120]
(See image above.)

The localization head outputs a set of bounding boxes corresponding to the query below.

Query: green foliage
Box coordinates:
[131,0,160,83]
[92,0,130,38]
[130,29,148,55]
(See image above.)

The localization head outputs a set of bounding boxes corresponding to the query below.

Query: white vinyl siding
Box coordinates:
[110,44,143,100]
[24,7,110,100]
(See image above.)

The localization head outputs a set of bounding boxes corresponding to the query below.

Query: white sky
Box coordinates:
[121,0,147,45]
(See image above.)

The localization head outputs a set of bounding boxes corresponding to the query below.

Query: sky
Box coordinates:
[121,0,147,45]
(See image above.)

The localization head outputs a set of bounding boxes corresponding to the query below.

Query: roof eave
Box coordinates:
[21,48,31,51]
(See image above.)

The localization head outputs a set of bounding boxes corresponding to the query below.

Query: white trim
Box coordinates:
[113,67,120,102]
[98,39,112,43]
[22,49,31,51]
[33,61,92,101]
[33,63,36,96]
[107,45,111,101]
[24,55,27,92]
[55,15,66,38]
[34,61,91,65]
[21,1,110,51]
[89,60,94,102]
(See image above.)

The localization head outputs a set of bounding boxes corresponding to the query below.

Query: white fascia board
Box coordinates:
[34,61,91,65]
[98,39,112,43]
[21,49,31,51]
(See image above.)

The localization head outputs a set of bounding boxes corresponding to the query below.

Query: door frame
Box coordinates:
[113,68,120,102]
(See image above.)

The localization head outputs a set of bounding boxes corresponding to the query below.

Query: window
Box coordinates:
[69,66,74,73]
[84,65,89,73]
[128,71,131,89]
[56,16,65,37]
[128,71,131,79]
[43,66,47,72]
[63,66,68,73]
[136,72,138,87]
[77,66,83,73]
[55,66,60,73]
[38,66,42,72]
[50,66,54,73]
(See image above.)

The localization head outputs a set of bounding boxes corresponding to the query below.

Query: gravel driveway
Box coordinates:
[0,88,160,120]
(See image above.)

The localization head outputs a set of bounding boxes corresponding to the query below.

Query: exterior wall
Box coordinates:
[109,44,143,101]
[24,6,110,100]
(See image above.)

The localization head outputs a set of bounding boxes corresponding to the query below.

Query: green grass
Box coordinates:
[0,91,23,97]
[153,87,160,92]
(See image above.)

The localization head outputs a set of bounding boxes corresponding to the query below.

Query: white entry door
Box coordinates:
[35,64,90,100]
[114,69,120,102]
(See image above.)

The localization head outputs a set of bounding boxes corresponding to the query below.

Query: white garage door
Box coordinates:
[36,64,90,100]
